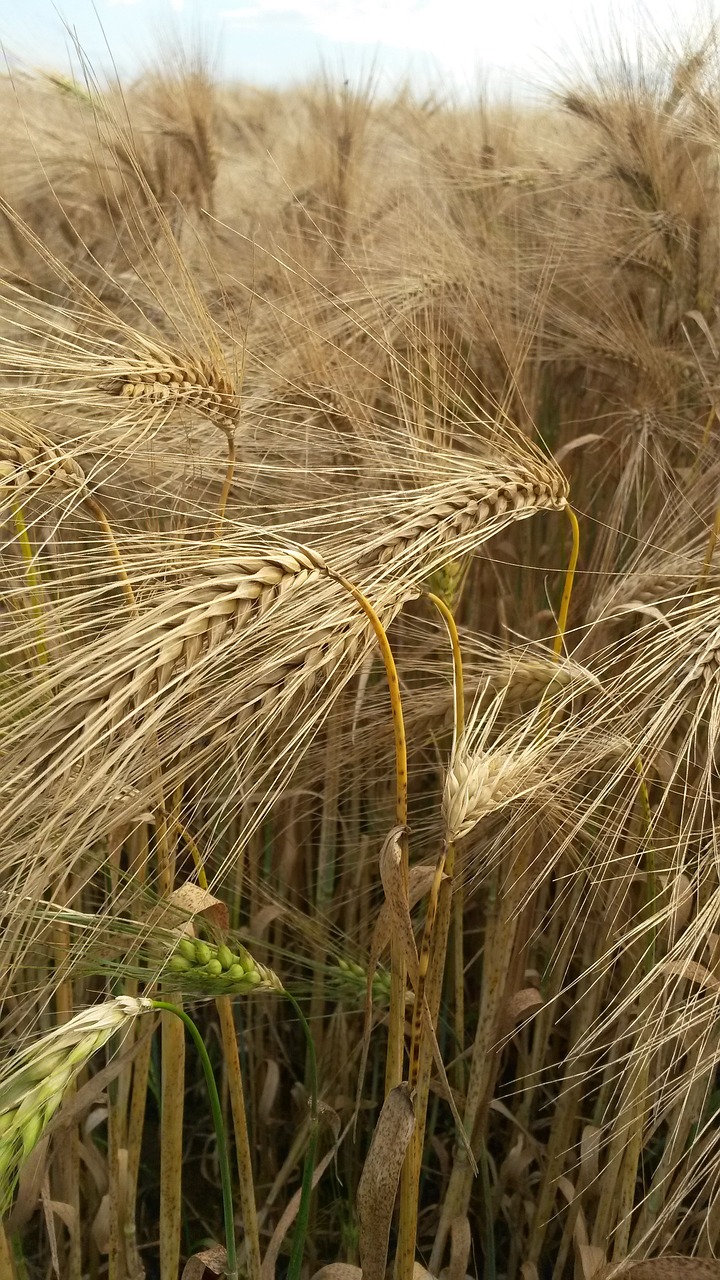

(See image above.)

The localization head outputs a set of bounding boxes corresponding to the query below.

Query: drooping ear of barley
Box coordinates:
[0,997,154,1213]
[442,740,547,842]
[358,468,568,578]
[107,356,240,439]
[0,420,87,502]
[4,457,568,786]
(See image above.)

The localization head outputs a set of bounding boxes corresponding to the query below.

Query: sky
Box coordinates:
[0,0,714,98]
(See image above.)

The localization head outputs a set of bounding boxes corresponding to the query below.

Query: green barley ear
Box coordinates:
[334,958,405,1008]
[165,935,285,997]
[0,997,153,1213]
[425,558,465,607]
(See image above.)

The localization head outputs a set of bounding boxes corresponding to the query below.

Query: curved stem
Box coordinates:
[424,590,465,746]
[331,572,407,834]
[327,570,408,1094]
[151,1002,237,1280]
[553,505,580,658]
[84,497,137,614]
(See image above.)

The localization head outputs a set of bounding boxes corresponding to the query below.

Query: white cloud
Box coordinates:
[107,0,185,7]
[220,0,533,76]
[219,0,707,83]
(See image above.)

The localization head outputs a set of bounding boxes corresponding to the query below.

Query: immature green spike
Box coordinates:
[425,558,465,607]
[163,936,285,998]
[331,960,408,1009]
[0,998,153,1213]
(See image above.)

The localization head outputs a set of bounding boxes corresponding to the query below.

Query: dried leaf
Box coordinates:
[373,862,442,958]
[40,1177,60,1278]
[249,905,286,939]
[577,1245,606,1280]
[181,1245,228,1280]
[78,1137,108,1197]
[605,1263,720,1280]
[45,1200,77,1233]
[378,825,419,987]
[660,959,720,992]
[91,1194,110,1254]
[423,1007,476,1174]
[558,1175,577,1205]
[684,310,718,358]
[357,1083,415,1280]
[312,1268,362,1280]
[448,1215,471,1280]
[356,829,427,1125]
[7,1137,49,1232]
[167,883,229,932]
[499,1136,535,1189]
[554,433,604,463]
[504,986,544,1032]
[579,1125,601,1192]
[258,1059,281,1125]
[260,1124,349,1280]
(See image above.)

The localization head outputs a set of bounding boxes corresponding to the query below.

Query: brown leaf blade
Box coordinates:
[357,1083,415,1280]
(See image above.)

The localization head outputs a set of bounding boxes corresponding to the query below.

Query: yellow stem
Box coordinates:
[214,434,236,539]
[216,995,261,1280]
[553,505,580,658]
[84,497,137,613]
[11,498,48,667]
[424,591,465,745]
[329,570,407,1095]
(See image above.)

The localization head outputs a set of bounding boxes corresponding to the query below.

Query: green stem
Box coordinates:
[286,993,318,1280]
[151,1002,237,1280]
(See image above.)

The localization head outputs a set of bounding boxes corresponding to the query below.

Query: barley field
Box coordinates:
[1,31,720,1280]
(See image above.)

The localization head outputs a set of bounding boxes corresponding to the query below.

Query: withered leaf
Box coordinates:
[357,1083,415,1280]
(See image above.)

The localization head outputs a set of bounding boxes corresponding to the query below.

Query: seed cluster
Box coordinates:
[0,433,87,499]
[108,361,241,437]
[368,475,568,567]
[166,936,285,996]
